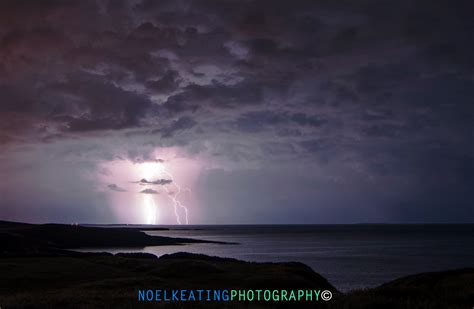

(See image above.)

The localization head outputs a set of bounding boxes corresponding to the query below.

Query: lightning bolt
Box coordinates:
[144,194,157,225]
[137,160,191,225]
[160,169,190,225]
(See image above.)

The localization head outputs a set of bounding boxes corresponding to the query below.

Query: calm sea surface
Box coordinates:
[78,225,474,291]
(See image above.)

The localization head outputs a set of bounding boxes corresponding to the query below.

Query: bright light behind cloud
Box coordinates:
[139,162,165,180]
[96,147,202,224]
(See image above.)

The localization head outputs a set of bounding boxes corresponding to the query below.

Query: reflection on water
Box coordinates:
[76,225,474,291]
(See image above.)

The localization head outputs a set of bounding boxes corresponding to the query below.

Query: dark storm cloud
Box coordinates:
[139,188,159,195]
[48,73,153,132]
[107,184,126,192]
[161,80,264,116]
[1,0,473,223]
[135,178,172,186]
[145,70,181,94]
[132,158,165,164]
[234,111,324,133]
[159,117,197,138]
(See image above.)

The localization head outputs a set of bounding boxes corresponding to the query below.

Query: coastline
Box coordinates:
[0,220,232,257]
[1,221,472,308]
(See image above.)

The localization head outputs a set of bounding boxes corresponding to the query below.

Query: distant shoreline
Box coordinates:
[0,220,233,257]
[4,220,474,226]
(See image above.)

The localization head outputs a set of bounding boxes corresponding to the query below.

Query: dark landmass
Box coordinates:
[80,224,170,231]
[0,252,338,308]
[0,221,472,308]
[338,268,474,309]
[0,220,231,256]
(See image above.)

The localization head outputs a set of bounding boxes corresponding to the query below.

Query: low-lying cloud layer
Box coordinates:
[139,188,159,195]
[135,178,173,186]
[107,184,127,192]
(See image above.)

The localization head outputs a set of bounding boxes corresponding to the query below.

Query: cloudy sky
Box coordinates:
[0,0,473,224]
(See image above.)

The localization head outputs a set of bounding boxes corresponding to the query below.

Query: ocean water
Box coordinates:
[79,225,474,292]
